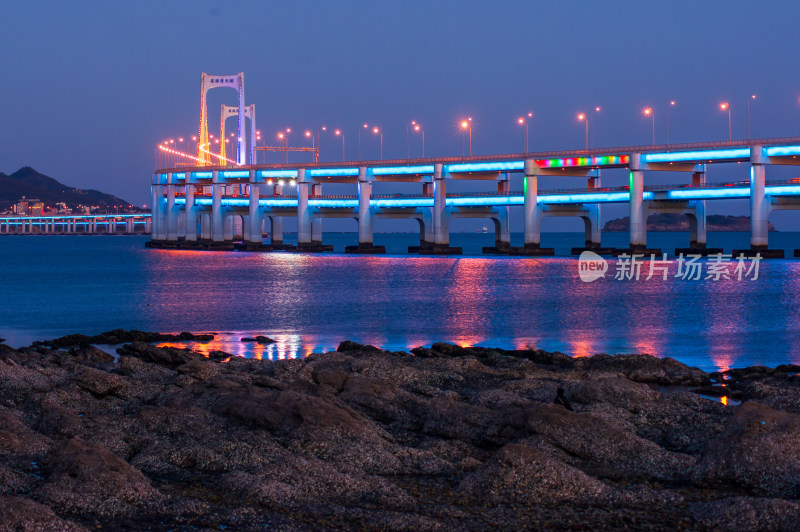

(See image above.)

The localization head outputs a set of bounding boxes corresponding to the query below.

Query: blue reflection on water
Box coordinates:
[1,233,800,372]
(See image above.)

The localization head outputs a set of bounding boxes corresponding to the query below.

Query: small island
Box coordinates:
[603,213,776,232]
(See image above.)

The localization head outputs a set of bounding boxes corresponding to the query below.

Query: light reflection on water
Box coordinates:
[3,234,800,372]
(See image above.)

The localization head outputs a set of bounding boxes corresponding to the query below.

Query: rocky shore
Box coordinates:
[1,332,800,530]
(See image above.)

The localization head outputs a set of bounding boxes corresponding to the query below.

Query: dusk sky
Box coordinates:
[3,0,800,227]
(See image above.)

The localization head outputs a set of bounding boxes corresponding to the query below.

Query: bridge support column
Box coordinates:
[223,215,234,241]
[270,216,285,247]
[296,169,314,249]
[347,167,385,253]
[483,176,511,254]
[614,153,661,256]
[691,171,707,249]
[151,181,163,240]
[211,171,226,245]
[145,217,151,234]
[629,155,646,248]
[584,203,602,248]
[734,146,782,257]
[166,177,179,241]
[512,159,553,255]
[126,219,134,233]
[246,171,264,248]
[422,163,460,254]
[184,182,197,242]
[751,148,769,249]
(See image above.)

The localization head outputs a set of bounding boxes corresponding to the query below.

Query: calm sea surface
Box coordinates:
[2,232,800,372]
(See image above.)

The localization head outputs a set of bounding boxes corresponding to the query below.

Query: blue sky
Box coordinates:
[2,0,800,228]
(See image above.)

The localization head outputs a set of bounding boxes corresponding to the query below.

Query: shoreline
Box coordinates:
[2,331,800,529]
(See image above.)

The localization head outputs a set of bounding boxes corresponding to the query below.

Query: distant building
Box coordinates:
[12,196,44,215]
[55,202,71,214]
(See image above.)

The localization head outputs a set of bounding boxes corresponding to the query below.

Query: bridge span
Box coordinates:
[0,213,151,235]
[149,137,800,258]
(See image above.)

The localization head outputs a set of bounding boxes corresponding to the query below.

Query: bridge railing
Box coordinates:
[156,135,800,173]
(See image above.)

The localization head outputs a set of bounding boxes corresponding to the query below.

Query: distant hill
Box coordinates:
[603,213,776,232]
[0,167,136,211]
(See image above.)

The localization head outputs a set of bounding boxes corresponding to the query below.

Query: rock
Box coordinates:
[71,366,128,397]
[460,443,610,505]
[0,496,87,531]
[574,353,710,386]
[117,341,202,368]
[691,496,800,532]
[524,403,695,481]
[693,401,800,497]
[337,340,382,353]
[38,438,162,517]
[241,335,275,344]
[68,345,115,366]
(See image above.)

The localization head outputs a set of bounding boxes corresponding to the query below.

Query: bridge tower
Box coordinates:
[220,104,256,164]
[198,72,246,165]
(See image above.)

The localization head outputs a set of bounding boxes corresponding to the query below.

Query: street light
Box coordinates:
[643,107,655,145]
[358,123,368,160]
[577,113,588,150]
[305,131,316,162]
[277,131,287,164]
[406,121,417,159]
[413,123,424,157]
[720,102,732,141]
[590,106,600,149]
[334,129,345,161]
[460,118,473,156]
[747,95,756,142]
[665,100,676,146]
[517,112,532,152]
[373,126,383,160]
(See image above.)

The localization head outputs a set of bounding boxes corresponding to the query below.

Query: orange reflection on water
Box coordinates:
[720,396,729,406]
[443,258,491,348]
[157,332,305,360]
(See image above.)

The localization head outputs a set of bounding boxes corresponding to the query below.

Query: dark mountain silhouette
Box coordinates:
[0,167,136,211]
[603,213,776,232]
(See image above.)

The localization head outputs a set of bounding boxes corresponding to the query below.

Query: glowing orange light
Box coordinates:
[373,127,379,134]
[720,102,729,110]
[278,132,285,139]
[577,113,586,121]
[178,137,184,142]
[528,112,533,117]
[305,131,311,137]
[334,129,341,135]
[414,125,420,131]
[644,107,652,116]
[363,123,368,128]
[460,121,469,129]
[286,128,291,133]
[595,106,601,112]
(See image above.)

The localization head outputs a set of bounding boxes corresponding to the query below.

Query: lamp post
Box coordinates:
[305,130,317,162]
[460,118,473,156]
[373,127,383,160]
[277,132,286,164]
[746,95,756,142]
[517,112,533,152]
[577,113,588,150]
[720,102,732,141]
[358,123,367,160]
[406,121,415,159]
[334,129,345,161]
[643,107,655,145]
[317,126,326,159]
[665,101,676,146]
[590,106,600,149]
[413,123,424,157]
